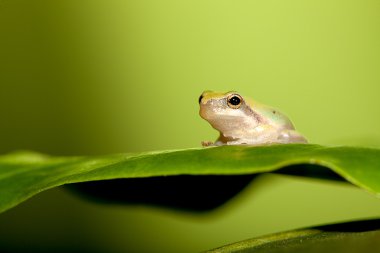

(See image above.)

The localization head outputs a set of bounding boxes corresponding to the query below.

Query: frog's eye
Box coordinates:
[227,94,242,109]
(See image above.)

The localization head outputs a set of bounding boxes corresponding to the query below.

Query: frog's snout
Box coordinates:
[198,94,204,104]
[198,90,214,105]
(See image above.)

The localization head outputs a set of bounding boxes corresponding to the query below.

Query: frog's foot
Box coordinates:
[278,130,308,144]
[201,141,214,147]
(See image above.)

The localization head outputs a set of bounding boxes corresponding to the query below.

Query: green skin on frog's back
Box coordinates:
[199,90,307,146]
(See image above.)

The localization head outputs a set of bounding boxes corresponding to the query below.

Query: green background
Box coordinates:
[0,0,380,252]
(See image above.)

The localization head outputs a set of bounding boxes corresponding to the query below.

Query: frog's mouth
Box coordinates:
[200,106,243,132]
[199,99,243,121]
[199,101,218,122]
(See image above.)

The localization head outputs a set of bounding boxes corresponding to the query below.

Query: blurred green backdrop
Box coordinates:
[0,0,380,252]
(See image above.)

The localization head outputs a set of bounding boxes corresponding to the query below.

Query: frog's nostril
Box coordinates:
[198,94,204,104]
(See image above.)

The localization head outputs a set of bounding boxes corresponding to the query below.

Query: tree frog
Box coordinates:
[199,91,307,146]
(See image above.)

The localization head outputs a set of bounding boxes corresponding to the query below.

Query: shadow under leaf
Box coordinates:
[67,163,346,212]
[67,174,257,212]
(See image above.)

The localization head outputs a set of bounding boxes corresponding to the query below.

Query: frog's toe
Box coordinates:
[201,141,214,147]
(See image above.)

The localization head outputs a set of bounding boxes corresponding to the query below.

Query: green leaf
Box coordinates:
[1,144,380,214]
[205,219,380,253]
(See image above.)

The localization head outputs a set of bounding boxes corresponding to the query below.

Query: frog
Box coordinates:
[199,90,307,146]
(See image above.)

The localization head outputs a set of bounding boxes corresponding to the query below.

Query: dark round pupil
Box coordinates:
[229,96,241,106]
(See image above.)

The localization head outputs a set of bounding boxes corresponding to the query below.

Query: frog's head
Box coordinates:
[199,90,258,133]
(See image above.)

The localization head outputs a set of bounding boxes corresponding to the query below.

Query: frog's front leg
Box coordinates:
[202,134,235,146]
[278,129,308,144]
